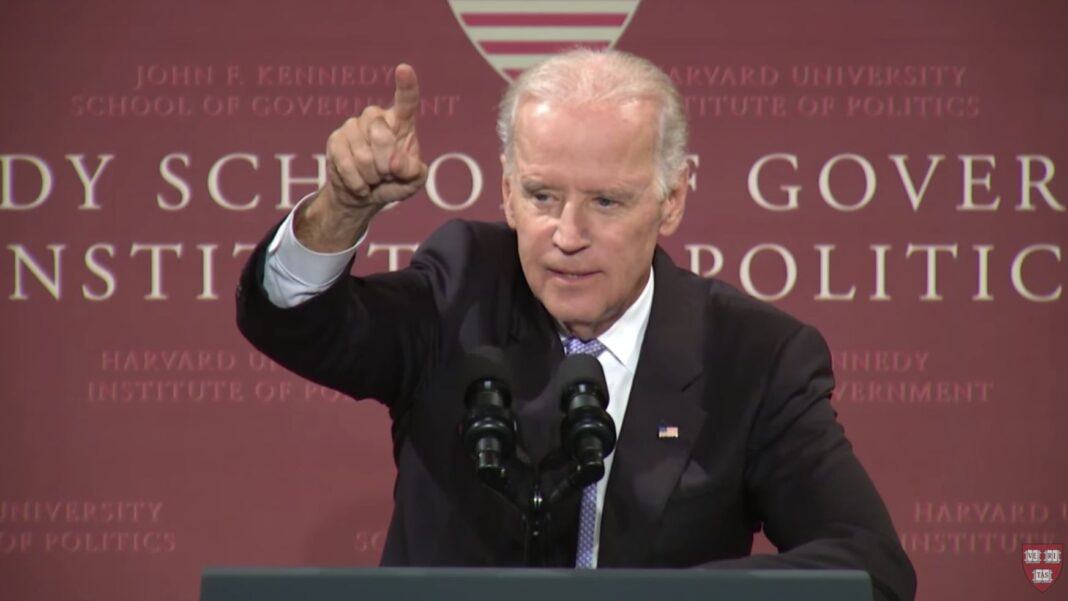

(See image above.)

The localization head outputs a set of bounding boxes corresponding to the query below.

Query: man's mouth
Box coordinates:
[548,268,597,280]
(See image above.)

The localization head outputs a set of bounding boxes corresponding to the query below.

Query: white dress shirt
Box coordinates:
[562,270,653,567]
[262,202,655,566]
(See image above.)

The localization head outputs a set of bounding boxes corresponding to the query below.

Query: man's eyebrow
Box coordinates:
[520,179,549,192]
[518,179,637,200]
[583,186,636,201]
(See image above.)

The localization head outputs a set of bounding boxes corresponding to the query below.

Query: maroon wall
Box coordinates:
[1,1,1065,599]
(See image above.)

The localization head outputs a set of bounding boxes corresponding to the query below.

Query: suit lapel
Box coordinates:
[488,271,571,557]
[598,249,707,566]
[506,273,565,465]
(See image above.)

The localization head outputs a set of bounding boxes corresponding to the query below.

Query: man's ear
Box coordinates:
[658,164,689,236]
[501,154,517,229]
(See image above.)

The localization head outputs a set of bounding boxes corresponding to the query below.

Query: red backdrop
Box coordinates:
[1,1,1065,600]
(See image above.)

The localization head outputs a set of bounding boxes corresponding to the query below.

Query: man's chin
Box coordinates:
[543,304,615,338]
[544,305,593,328]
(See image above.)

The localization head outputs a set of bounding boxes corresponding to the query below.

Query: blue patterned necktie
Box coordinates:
[563,336,606,569]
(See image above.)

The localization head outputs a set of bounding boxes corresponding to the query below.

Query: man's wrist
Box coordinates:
[262,192,367,308]
[295,187,382,252]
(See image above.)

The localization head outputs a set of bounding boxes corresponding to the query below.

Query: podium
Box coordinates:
[200,567,872,601]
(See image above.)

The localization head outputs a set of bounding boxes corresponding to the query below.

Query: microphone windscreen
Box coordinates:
[555,353,608,408]
[461,346,511,388]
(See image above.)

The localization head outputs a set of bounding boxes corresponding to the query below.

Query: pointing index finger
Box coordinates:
[390,63,420,131]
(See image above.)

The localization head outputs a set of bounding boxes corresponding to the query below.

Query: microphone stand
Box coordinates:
[461,352,612,566]
[522,478,548,566]
[522,451,602,566]
[472,456,554,567]
[469,437,608,566]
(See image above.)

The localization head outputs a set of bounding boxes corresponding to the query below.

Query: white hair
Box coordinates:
[496,48,689,198]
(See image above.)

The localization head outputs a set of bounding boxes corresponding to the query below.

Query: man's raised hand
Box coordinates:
[298,65,428,251]
[323,64,427,210]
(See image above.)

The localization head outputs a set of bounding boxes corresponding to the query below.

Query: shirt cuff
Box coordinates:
[262,192,367,308]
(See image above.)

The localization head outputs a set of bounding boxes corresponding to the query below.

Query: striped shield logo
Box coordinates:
[448,0,642,82]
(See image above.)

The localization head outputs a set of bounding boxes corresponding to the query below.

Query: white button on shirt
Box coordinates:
[263,200,655,566]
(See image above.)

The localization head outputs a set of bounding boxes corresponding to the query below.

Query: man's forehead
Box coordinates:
[515,96,658,122]
[513,100,657,157]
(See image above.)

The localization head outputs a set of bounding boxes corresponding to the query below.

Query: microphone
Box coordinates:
[556,354,616,488]
[458,346,517,491]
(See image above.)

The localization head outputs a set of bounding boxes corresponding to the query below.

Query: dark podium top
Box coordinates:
[201,567,872,601]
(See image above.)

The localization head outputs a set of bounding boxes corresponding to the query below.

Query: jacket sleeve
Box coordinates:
[705,324,916,601]
[234,219,478,408]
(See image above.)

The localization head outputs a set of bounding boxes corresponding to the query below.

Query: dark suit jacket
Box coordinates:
[236,219,916,601]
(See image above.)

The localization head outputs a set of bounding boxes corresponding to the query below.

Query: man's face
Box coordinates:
[502,98,687,340]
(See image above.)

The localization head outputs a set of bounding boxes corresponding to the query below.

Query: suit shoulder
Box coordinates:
[426,219,515,246]
[408,219,521,305]
[415,220,515,266]
[692,272,818,344]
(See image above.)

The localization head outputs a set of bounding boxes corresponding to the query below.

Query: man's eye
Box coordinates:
[594,197,618,208]
[532,192,552,202]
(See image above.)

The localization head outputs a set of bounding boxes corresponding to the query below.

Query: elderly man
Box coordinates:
[236,49,915,601]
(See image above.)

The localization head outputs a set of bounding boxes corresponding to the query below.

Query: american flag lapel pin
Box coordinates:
[657,422,680,439]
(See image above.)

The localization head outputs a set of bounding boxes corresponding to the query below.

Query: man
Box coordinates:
[237,49,916,601]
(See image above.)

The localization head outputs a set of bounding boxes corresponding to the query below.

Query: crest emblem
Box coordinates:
[448,0,642,82]
[1023,543,1062,593]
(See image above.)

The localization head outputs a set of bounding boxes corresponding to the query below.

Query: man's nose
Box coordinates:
[552,200,590,253]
